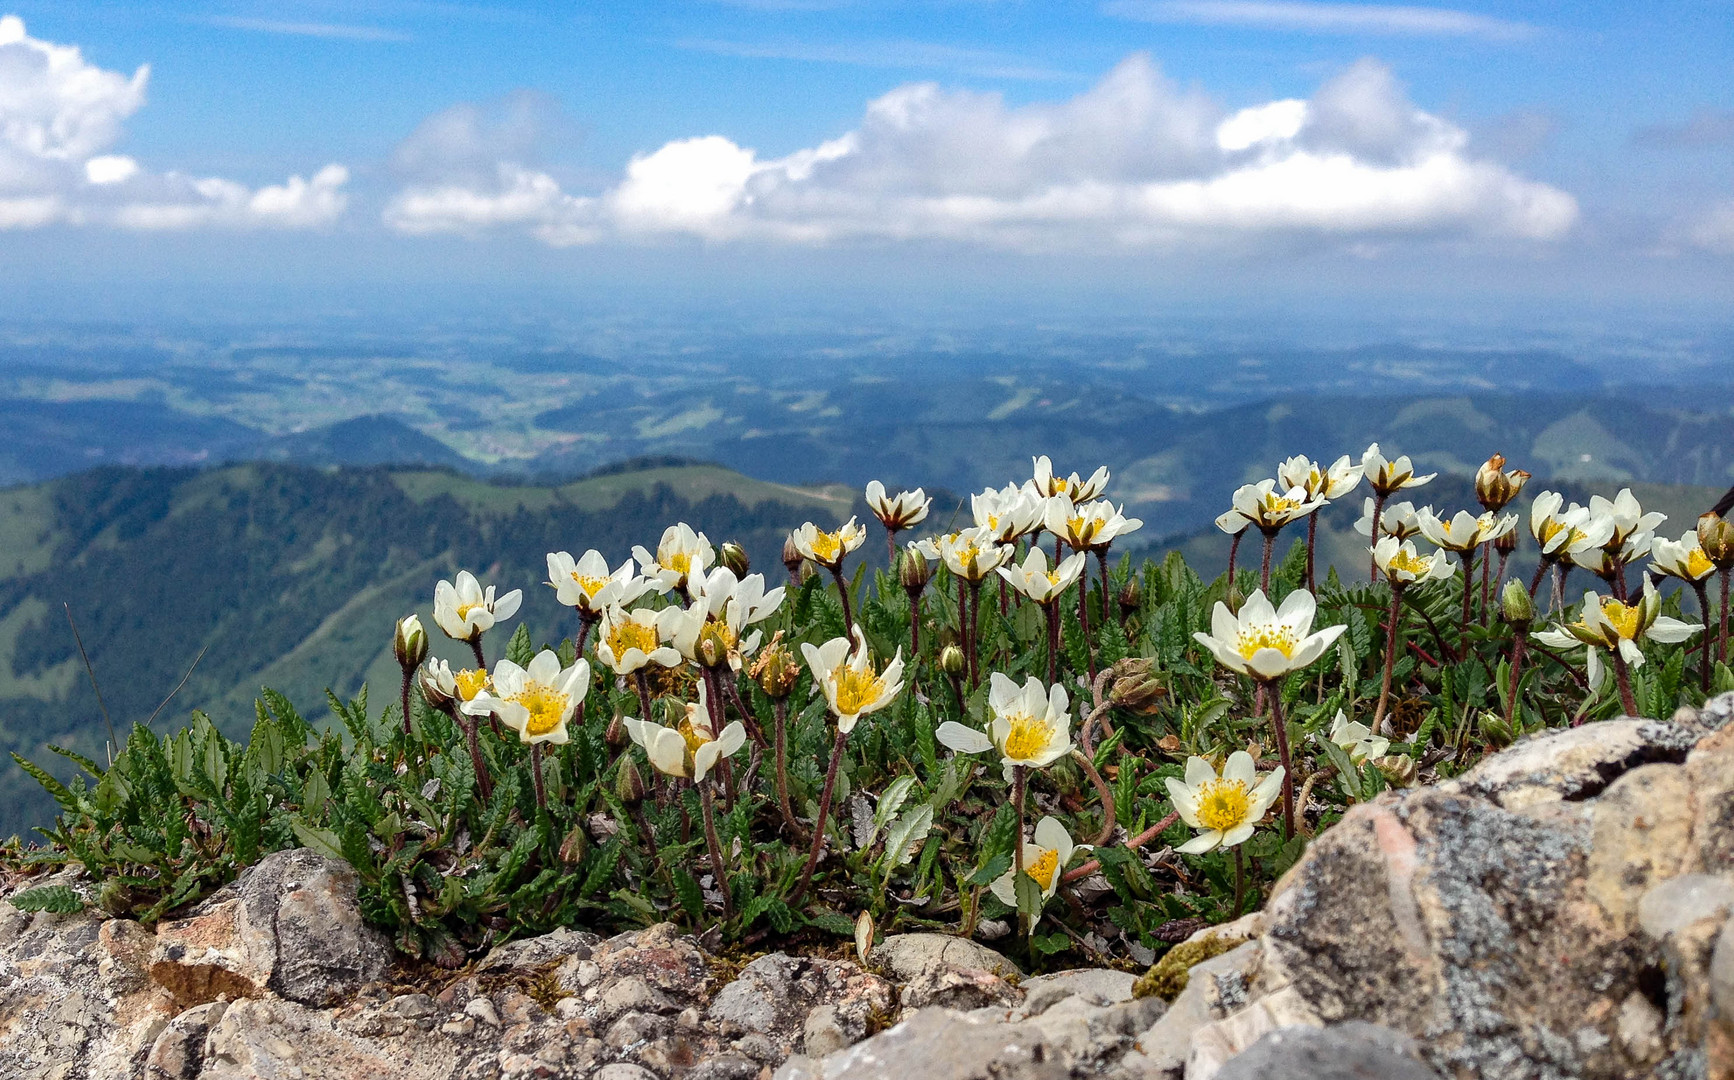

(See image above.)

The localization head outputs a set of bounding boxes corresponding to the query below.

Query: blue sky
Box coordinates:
[0,1,1729,321]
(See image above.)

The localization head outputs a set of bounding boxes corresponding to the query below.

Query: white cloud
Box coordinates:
[1686,200,1734,255]
[200,17,412,43]
[387,54,1577,251]
[0,15,348,231]
[1103,0,1535,40]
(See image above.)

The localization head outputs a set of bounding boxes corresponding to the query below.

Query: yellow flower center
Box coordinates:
[1195,778,1252,832]
[1387,549,1430,577]
[808,531,842,564]
[1688,549,1716,578]
[607,619,659,659]
[570,572,609,599]
[1536,518,1564,544]
[454,668,489,702]
[1601,600,1642,640]
[512,684,570,737]
[1053,478,1071,494]
[697,620,738,661]
[1067,516,1096,545]
[455,601,485,621]
[1235,624,1298,660]
[1261,494,1301,515]
[1002,713,1054,761]
[833,665,886,716]
[1025,848,1059,889]
[677,715,713,755]
[1044,571,1063,586]
[664,552,692,577]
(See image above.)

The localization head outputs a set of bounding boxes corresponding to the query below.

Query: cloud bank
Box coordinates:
[384,54,1577,251]
[0,15,347,231]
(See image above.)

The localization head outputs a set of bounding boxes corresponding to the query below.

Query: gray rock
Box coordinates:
[898,964,1021,1011]
[1441,719,1695,810]
[872,933,1022,981]
[594,1065,661,1080]
[475,926,598,973]
[245,848,391,1007]
[1213,1022,1442,1080]
[1021,967,1137,1016]
[707,952,894,1058]
[690,1052,767,1080]
[1636,873,1734,940]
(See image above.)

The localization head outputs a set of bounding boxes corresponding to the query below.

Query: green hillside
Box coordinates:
[0,460,851,837]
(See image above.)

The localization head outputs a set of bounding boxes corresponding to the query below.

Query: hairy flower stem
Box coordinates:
[399,668,415,737]
[968,579,984,687]
[1265,682,1296,838]
[1369,492,1389,581]
[445,704,493,801]
[1259,531,1275,593]
[791,727,848,905]
[1226,532,1242,601]
[1479,543,1493,625]
[576,612,597,660]
[1555,564,1572,615]
[1610,648,1640,718]
[1061,809,1179,884]
[1072,749,1116,847]
[1506,625,1527,727]
[886,528,898,566]
[1012,764,1029,941]
[1373,585,1405,735]
[1044,602,1061,685]
[699,783,733,920]
[1075,566,1097,684]
[1529,556,1552,598]
[1695,580,1714,691]
[468,636,487,670]
[906,587,923,662]
[1722,567,1731,664]
[530,744,547,811]
[772,698,801,838]
[1303,513,1317,596]
[633,671,656,725]
[1096,548,1113,629]
[829,566,856,633]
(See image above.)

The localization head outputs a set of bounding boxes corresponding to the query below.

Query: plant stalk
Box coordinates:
[1369,492,1388,582]
[1265,681,1295,838]
[530,743,547,811]
[829,565,856,633]
[699,782,733,920]
[1012,764,1029,941]
[791,726,849,905]
[1373,585,1404,734]
[1610,647,1640,719]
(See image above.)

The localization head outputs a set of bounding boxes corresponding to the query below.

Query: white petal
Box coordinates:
[1183,756,1217,787]
[935,721,993,754]
[1033,816,1070,853]
[1166,778,1201,827]
[1222,751,1256,786]
[1220,823,1257,848]
[1177,831,1222,855]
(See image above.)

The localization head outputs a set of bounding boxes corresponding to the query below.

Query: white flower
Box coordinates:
[1033,456,1109,503]
[422,657,491,706]
[657,569,783,671]
[1534,575,1701,686]
[1372,536,1456,586]
[1651,532,1717,584]
[801,625,905,733]
[989,816,1078,921]
[1166,752,1284,854]
[622,681,746,781]
[1044,498,1143,551]
[1529,492,1614,558]
[1326,710,1389,764]
[790,517,868,571]
[464,650,589,746]
[865,480,931,532]
[1219,479,1324,535]
[1361,443,1435,496]
[936,673,1072,780]
[972,482,1046,544]
[1417,509,1515,554]
[433,571,523,643]
[997,547,1087,606]
[926,526,1015,582]
[632,523,714,593]
[1589,488,1667,549]
[1193,588,1347,681]
[547,550,653,614]
[1355,498,1424,540]
[1276,454,1363,502]
[595,605,682,676]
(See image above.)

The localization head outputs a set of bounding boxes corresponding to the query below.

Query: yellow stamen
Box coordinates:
[1003,713,1054,761]
[664,552,692,577]
[512,684,569,738]
[1387,549,1431,578]
[697,621,738,661]
[607,619,659,659]
[677,715,713,755]
[1235,624,1298,660]
[1600,600,1642,640]
[1688,550,1715,578]
[833,665,886,716]
[570,572,609,599]
[456,600,484,621]
[1025,848,1059,889]
[454,668,489,702]
[808,530,842,564]
[1195,778,1251,832]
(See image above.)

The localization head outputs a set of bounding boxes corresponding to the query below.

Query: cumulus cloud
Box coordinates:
[386,54,1577,251]
[0,15,347,231]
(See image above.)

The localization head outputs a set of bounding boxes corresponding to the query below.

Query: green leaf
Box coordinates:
[803,911,857,937]
[670,867,704,922]
[11,753,78,815]
[1014,870,1044,922]
[505,624,535,668]
[881,804,933,879]
[8,884,84,914]
[1032,931,1071,956]
[290,818,347,863]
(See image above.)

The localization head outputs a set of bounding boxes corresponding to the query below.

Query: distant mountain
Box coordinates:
[253,415,473,470]
[0,398,258,485]
[0,460,853,838]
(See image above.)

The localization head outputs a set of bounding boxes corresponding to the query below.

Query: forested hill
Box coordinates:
[0,461,852,837]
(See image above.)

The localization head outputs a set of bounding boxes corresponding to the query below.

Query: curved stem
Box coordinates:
[468,635,487,670]
[1061,809,1179,884]
[791,727,849,905]
[447,704,492,801]
[699,783,733,920]
[829,565,855,633]
[1373,586,1404,735]
[1072,749,1116,847]
[1529,555,1552,598]
[1266,681,1295,838]
[907,587,923,664]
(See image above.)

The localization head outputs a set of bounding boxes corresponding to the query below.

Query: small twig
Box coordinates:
[1061,809,1180,883]
[145,644,209,728]
[63,603,118,764]
[1527,641,1592,691]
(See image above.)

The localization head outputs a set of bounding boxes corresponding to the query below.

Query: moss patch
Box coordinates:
[1132,932,1245,1002]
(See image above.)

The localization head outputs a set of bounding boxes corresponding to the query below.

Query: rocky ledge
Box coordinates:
[7,694,1734,1080]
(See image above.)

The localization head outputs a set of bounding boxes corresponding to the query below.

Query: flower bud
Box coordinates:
[1372,754,1417,788]
[719,541,750,579]
[1117,578,1142,619]
[899,546,932,593]
[1475,454,1529,513]
[617,758,647,805]
[1493,526,1519,556]
[1499,579,1534,626]
[939,644,966,678]
[418,661,455,711]
[1479,711,1513,748]
[752,637,800,699]
[1700,512,1734,568]
[782,535,806,579]
[559,825,589,867]
[393,614,428,669]
[606,715,629,750]
[1108,657,1165,714]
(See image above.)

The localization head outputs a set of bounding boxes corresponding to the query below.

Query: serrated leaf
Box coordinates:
[290,819,346,863]
[8,884,84,914]
[881,804,933,877]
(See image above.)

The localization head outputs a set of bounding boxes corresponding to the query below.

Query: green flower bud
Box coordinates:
[899,546,933,593]
[559,825,589,867]
[1499,580,1534,626]
[939,644,966,678]
[751,636,800,699]
[1700,512,1734,568]
[1479,711,1513,748]
[393,614,428,669]
[719,541,750,579]
[617,758,647,805]
[1108,657,1165,714]
[1117,578,1142,619]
